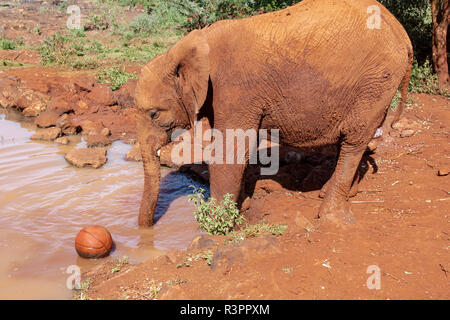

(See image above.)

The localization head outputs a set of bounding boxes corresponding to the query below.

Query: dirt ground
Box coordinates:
[76,93,448,300]
[0,0,449,300]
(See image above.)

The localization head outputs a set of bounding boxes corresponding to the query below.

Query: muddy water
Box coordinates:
[0,108,206,299]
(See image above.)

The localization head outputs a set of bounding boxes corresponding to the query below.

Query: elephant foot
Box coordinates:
[319,179,359,199]
[318,198,356,227]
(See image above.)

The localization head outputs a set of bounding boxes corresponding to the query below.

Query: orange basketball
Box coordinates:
[75,225,113,259]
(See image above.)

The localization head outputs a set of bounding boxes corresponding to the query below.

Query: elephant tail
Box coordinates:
[391,47,413,128]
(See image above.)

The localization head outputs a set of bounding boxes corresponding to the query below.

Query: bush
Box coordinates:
[0,38,21,50]
[38,33,84,65]
[188,186,244,235]
[129,2,187,36]
[409,59,449,96]
[97,66,138,90]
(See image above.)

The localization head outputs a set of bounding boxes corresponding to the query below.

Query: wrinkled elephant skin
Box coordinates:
[134,0,413,227]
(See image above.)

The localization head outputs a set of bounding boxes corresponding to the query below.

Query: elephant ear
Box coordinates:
[167,29,210,121]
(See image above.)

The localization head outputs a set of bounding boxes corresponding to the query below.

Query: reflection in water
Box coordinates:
[0,108,207,299]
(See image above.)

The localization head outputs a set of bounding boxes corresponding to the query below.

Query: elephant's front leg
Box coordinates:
[209,162,246,204]
[207,110,261,204]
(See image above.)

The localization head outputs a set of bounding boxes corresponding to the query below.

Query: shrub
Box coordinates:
[188,186,244,235]
[86,12,110,31]
[409,59,449,96]
[38,33,82,65]
[0,38,19,50]
[97,66,138,90]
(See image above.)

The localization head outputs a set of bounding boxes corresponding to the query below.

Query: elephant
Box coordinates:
[134,0,413,227]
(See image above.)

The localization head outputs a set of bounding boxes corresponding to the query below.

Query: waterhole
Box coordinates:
[0,108,206,299]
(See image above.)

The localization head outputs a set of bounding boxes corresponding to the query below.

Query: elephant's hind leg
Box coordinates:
[317,142,367,226]
[318,145,360,199]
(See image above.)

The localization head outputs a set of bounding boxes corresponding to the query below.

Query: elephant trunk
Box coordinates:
[137,115,168,227]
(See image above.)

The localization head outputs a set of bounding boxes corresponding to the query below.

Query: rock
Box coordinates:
[438,167,449,176]
[87,84,116,106]
[65,148,107,169]
[114,79,137,108]
[72,77,95,92]
[22,101,47,117]
[367,140,377,153]
[125,142,142,162]
[0,78,20,108]
[188,235,218,251]
[34,110,59,128]
[47,97,73,115]
[400,129,415,138]
[158,285,189,300]
[76,100,89,113]
[16,89,48,116]
[0,95,10,108]
[80,120,103,136]
[392,118,421,136]
[56,113,80,135]
[392,118,408,131]
[55,136,70,145]
[86,133,111,148]
[30,127,61,141]
[373,127,383,139]
[100,127,110,137]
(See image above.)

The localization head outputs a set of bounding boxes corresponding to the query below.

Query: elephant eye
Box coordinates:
[149,110,160,119]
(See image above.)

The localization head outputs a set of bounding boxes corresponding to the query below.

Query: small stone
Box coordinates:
[438,167,449,176]
[100,127,110,136]
[47,96,73,115]
[158,285,189,300]
[56,113,80,135]
[30,127,62,141]
[80,120,103,136]
[86,134,111,148]
[77,100,89,112]
[22,99,47,117]
[400,129,415,138]
[373,127,383,139]
[65,148,107,169]
[367,140,377,153]
[188,235,218,251]
[35,110,59,128]
[55,137,69,145]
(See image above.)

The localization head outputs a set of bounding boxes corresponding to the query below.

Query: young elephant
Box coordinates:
[134,0,413,227]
